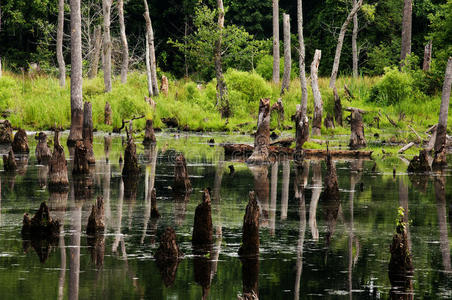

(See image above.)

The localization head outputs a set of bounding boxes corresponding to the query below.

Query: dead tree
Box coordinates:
[104,101,112,125]
[281,13,291,95]
[333,87,343,126]
[400,0,412,63]
[22,202,60,239]
[432,57,452,168]
[407,150,431,173]
[0,120,13,144]
[144,32,153,97]
[35,132,52,164]
[118,0,129,84]
[215,0,230,118]
[102,0,112,92]
[329,0,363,89]
[49,131,69,191]
[238,191,260,257]
[272,0,280,84]
[68,0,84,146]
[347,108,367,149]
[3,149,17,172]
[161,75,169,97]
[297,0,308,117]
[192,189,213,247]
[294,104,309,160]
[83,102,95,164]
[311,50,323,136]
[143,0,159,96]
[247,98,271,164]
[173,154,191,193]
[143,119,156,146]
[57,0,66,87]
[423,41,432,71]
[86,196,105,235]
[352,0,359,78]
[88,25,102,79]
[12,129,29,154]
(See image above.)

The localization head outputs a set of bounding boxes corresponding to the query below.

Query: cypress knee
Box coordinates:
[247,98,271,164]
[238,191,260,257]
[0,120,13,144]
[192,189,213,247]
[49,131,69,191]
[173,154,191,193]
[122,137,140,176]
[35,132,52,164]
[143,119,157,146]
[3,149,17,172]
[86,196,105,236]
[12,128,29,154]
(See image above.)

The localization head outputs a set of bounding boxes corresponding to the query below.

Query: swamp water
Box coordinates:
[0,132,451,299]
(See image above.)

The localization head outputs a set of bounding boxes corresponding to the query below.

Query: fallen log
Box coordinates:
[398,142,415,154]
[269,137,294,147]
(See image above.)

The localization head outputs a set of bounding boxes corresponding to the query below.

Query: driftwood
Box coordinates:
[86,196,105,236]
[192,189,213,247]
[49,131,69,191]
[3,149,17,172]
[12,128,29,154]
[407,150,431,173]
[333,87,343,126]
[238,191,260,257]
[348,108,367,149]
[21,202,60,239]
[104,101,112,125]
[247,98,271,164]
[143,119,157,146]
[173,154,191,193]
[0,120,13,144]
[35,132,52,164]
[154,227,184,287]
[398,142,415,154]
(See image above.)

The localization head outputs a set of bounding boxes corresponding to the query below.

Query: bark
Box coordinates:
[12,128,29,154]
[423,41,432,71]
[238,191,260,257]
[192,189,213,247]
[173,154,191,193]
[68,0,83,146]
[3,149,16,172]
[329,0,363,89]
[143,0,159,96]
[297,0,308,116]
[311,50,323,136]
[86,196,105,235]
[102,0,112,92]
[280,13,291,95]
[352,0,359,78]
[144,32,153,97]
[247,98,271,164]
[433,57,452,167]
[88,25,102,79]
[272,0,280,84]
[122,136,140,176]
[215,0,230,118]
[333,87,343,126]
[104,101,112,125]
[400,0,413,63]
[0,120,13,144]
[72,140,89,174]
[35,132,52,164]
[161,75,169,97]
[57,0,66,87]
[294,104,309,160]
[143,119,156,146]
[83,102,95,164]
[324,113,335,129]
[49,131,69,191]
[349,109,366,149]
[118,0,129,84]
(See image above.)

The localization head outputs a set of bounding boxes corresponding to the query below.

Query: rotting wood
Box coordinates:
[407,150,431,173]
[83,102,95,165]
[12,128,29,154]
[423,41,432,71]
[72,140,89,175]
[408,125,422,143]
[0,120,13,144]
[294,104,309,159]
[270,137,294,147]
[247,98,271,164]
[192,189,213,247]
[86,196,105,236]
[22,202,60,239]
[324,113,335,129]
[154,227,183,287]
[311,50,323,136]
[333,87,343,126]
[349,109,367,149]
[398,142,415,154]
[122,132,140,177]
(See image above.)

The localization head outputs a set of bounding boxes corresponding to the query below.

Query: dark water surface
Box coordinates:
[0,132,451,299]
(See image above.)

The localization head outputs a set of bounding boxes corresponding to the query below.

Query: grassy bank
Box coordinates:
[0,69,447,142]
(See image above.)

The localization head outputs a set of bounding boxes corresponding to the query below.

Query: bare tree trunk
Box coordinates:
[272,0,280,84]
[423,41,433,71]
[329,0,363,89]
[247,98,271,164]
[281,13,291,95]
[143,0,159,96]
[68,0,84,146]
[400,0,412,63]
[215,0,230,118]
[145,33,153,97]
[118,0,129,84]
[433,57,452,167]
[297,0,308,116]
[57,0,66,87]
[88,25,102,79]
[352,0,359,78]
[294,104,309,159]
[311,50,323,136]
[102,0,112,93]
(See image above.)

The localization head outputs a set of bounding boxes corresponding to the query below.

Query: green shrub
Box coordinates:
[255,55,298,81]
[368,67,416,105]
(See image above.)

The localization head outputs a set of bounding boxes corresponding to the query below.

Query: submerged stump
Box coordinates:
[48,131,69,191]
[173,154,191,193]
[21,202,60,239]
[247,98,271,164]
[143,119,157,146]
[12,128,29,154]
[349,109,366,149]
[86,196,105,236]
[192,189,213,247]
[35,132,52,164]
[238,191,260,257]
[122,137,140,176]
[407,150,431,173]
[72,140,90,174]
[150,188,161,218]
[0,120,13,144]
[3,149,17,172]
[154,227,184,287]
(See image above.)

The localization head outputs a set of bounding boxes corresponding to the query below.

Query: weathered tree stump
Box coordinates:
[238,191,260,257]
[247,98,271,164]
[154,227,184,287]
[12,128,29,154]
[161,75,169,97]
[3,149,17,172]
[0,120,13,144]
[333,87,343,126]
[21,202,60,239]
[122,136,140,177]
[104,101,112,125]
[324,113,335,129]
[173,154,191,193]
[82,102,95,165]
[35,132,52,164]
[192,189,213,247]
[311,50,323,136]
[49,131,69,191]
[86,196,105,236]
[143,119,157,146]
[348,108,367,149]
[150,188,160,218]
[294,104,309,161]
[407,150,431,173]
[320,153,340,247]
[72,140,89,174]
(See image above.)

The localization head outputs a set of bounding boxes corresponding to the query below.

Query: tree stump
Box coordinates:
[407,150,431,173]
[161,75,169,97]
[294,105,309,161]
[349,109,367,149]
[86,196,105,236]
[150,188,160,218]
[173,154,191,193]
[21,202,60,239]
[104,101,112,125]
[320,153,340,247]
[35,132,52,164]
[49,131,69,191]
[324,113,335,129]
[311,50,323,136]
[12,128,29,154]
[333,87,343,126]
[0,120,13,144]
[3,149,17,172]
[247,98,271,164]
[238,191,260,257]
[72,140,89,175]
[122,137,140,177]
[192,189,213,247]
[154,227,183,287]
[143,119,157,146]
